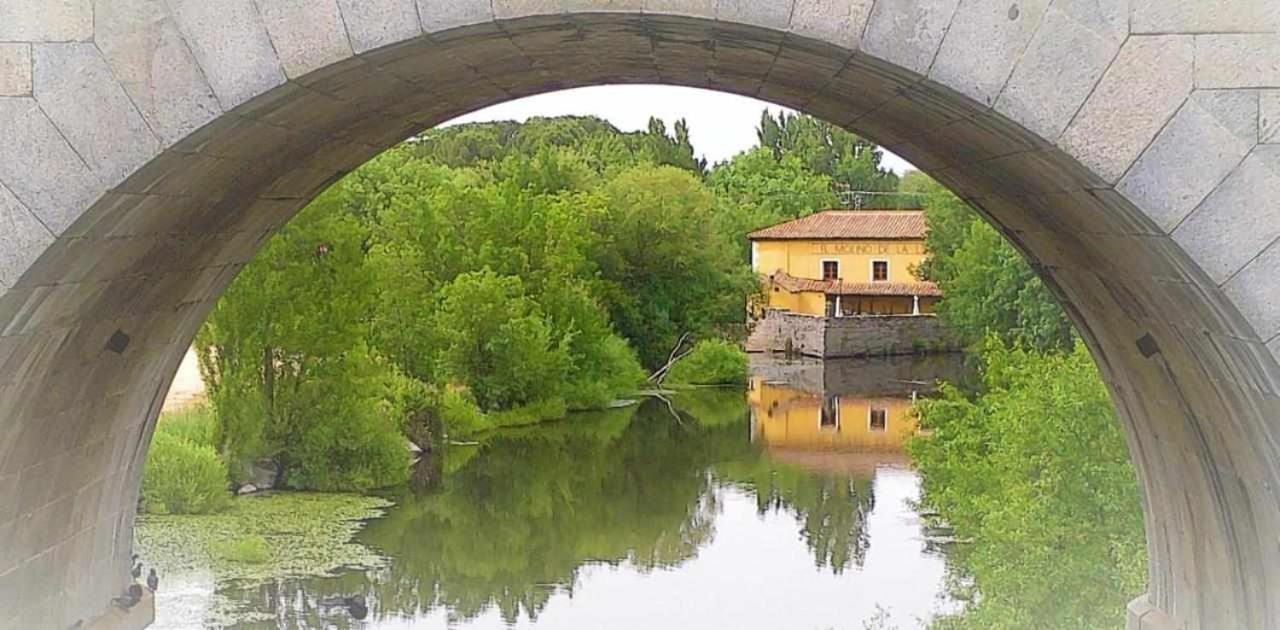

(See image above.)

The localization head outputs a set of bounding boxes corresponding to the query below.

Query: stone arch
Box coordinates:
[0,1,1277,628]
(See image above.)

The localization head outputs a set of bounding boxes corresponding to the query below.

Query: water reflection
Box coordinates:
[167,355,971,629]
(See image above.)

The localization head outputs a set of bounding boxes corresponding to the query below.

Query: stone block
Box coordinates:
[929,0,1051,106]
[789,0,874,50]
[1132,0,1280,35]
[416,0,494,32]
[336,0,422,53]
[0,0,92,42]
[1224,240,1280,342]
[1173,146,1280,284]
[32,44,163,189]
[562,0,646,11]
[0,44,31,96]
[1118,90,1258,232]
[995,2,1126,140]
[168,0,287,109]
[95,0,224,146]
[716,0,792,30]
[1059,35,1193,184]
[491,0,562,19]
[0,98,103,234]
[645,0,715,19]
[1195,34,1280,90]
[861,0,962,75]
[0,185,52,290]
[1263,91,1280,144]
[257,0,356,79]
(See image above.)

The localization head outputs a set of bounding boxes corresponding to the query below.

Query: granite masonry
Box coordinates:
[0,1,1278,628]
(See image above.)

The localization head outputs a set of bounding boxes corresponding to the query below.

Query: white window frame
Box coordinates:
[820,396,841,431]
[750,241,759,272]
[820,258,841,281]
[870,258,890,282]
[868,407,888,432]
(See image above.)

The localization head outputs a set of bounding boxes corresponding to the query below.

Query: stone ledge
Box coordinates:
[83,589,153,630]
[1127,595,1180,630]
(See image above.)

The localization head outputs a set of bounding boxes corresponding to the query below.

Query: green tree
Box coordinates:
[909,338,1147,629]
[910,173,1074,351]
[592,165,757,368]
[431,269,571,411]
[756,110,900,195]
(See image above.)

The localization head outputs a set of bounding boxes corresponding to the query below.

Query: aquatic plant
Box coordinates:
[212,536,271,564]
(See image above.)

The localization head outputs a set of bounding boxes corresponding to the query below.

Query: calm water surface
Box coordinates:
[153,355,970,629]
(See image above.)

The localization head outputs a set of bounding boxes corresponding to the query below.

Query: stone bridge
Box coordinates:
[0,1,1277,628]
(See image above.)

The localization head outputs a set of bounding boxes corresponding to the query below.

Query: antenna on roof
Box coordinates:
[835,189,926,211]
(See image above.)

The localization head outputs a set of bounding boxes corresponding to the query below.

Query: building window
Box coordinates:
[821,396,840,430]
[822,260,840,280]
[871,260,888,282]
[869,408,887,432]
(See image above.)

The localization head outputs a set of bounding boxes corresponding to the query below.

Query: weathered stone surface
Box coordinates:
[1174,146,1280,284]
[929,0,1051,106]
[1132,0,1280,35]
[336,0,422,53]
[32,44,163,189]
[1118,90,1258,232]
[0,98,102,234]
[786,0,873,49]
[94,0,224,145]
[716,0,792,30]
[1263,91,1280,144]
[1,8,1280,630]
[645,0,714,18]
[168,0,288,109]
[416,0,494,31]
[995,1,1126,140]
[0,185,52,290]
[1224,241,1280,342]
[0,45,32,96]
[1059,35,1194,184]
[746,310,960,357]
[1195,35,1280,90]
[861,0,961,75]
[0,0,92,42]
[257,0,355,79]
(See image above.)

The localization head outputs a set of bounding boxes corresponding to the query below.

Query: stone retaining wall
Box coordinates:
[746,310,961,358]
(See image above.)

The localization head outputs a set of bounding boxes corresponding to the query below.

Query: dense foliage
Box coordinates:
[906,172,1074,352]
[197,113,894,490]
[909,338,1147,629]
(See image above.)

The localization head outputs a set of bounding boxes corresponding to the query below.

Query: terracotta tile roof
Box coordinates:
[747,210,927,241]
[768,271,942,297]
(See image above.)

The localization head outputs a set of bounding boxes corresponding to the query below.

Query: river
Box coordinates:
[139,354,971,629]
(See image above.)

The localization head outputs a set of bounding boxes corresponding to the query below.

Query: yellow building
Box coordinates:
[748,210,941,317]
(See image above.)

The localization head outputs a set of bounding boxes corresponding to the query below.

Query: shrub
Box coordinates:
[666,339,748,386]
[141,430,231,515]
[909,337,1146,628]
[212,535,271,564]
[157,404,218,447]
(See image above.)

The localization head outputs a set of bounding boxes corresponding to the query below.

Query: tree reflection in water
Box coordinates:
[213,391,897,627]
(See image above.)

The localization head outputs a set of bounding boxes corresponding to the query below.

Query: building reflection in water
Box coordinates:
[747,353,970,474]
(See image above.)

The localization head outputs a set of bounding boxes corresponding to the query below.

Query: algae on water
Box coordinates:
[134,492,392,628]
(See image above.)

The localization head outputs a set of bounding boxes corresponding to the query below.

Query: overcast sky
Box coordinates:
[444,84,916,174]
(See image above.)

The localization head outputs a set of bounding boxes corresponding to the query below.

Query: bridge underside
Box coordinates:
[0,2,1279,628]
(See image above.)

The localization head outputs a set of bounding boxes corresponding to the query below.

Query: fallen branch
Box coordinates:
[648,332,693,384]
